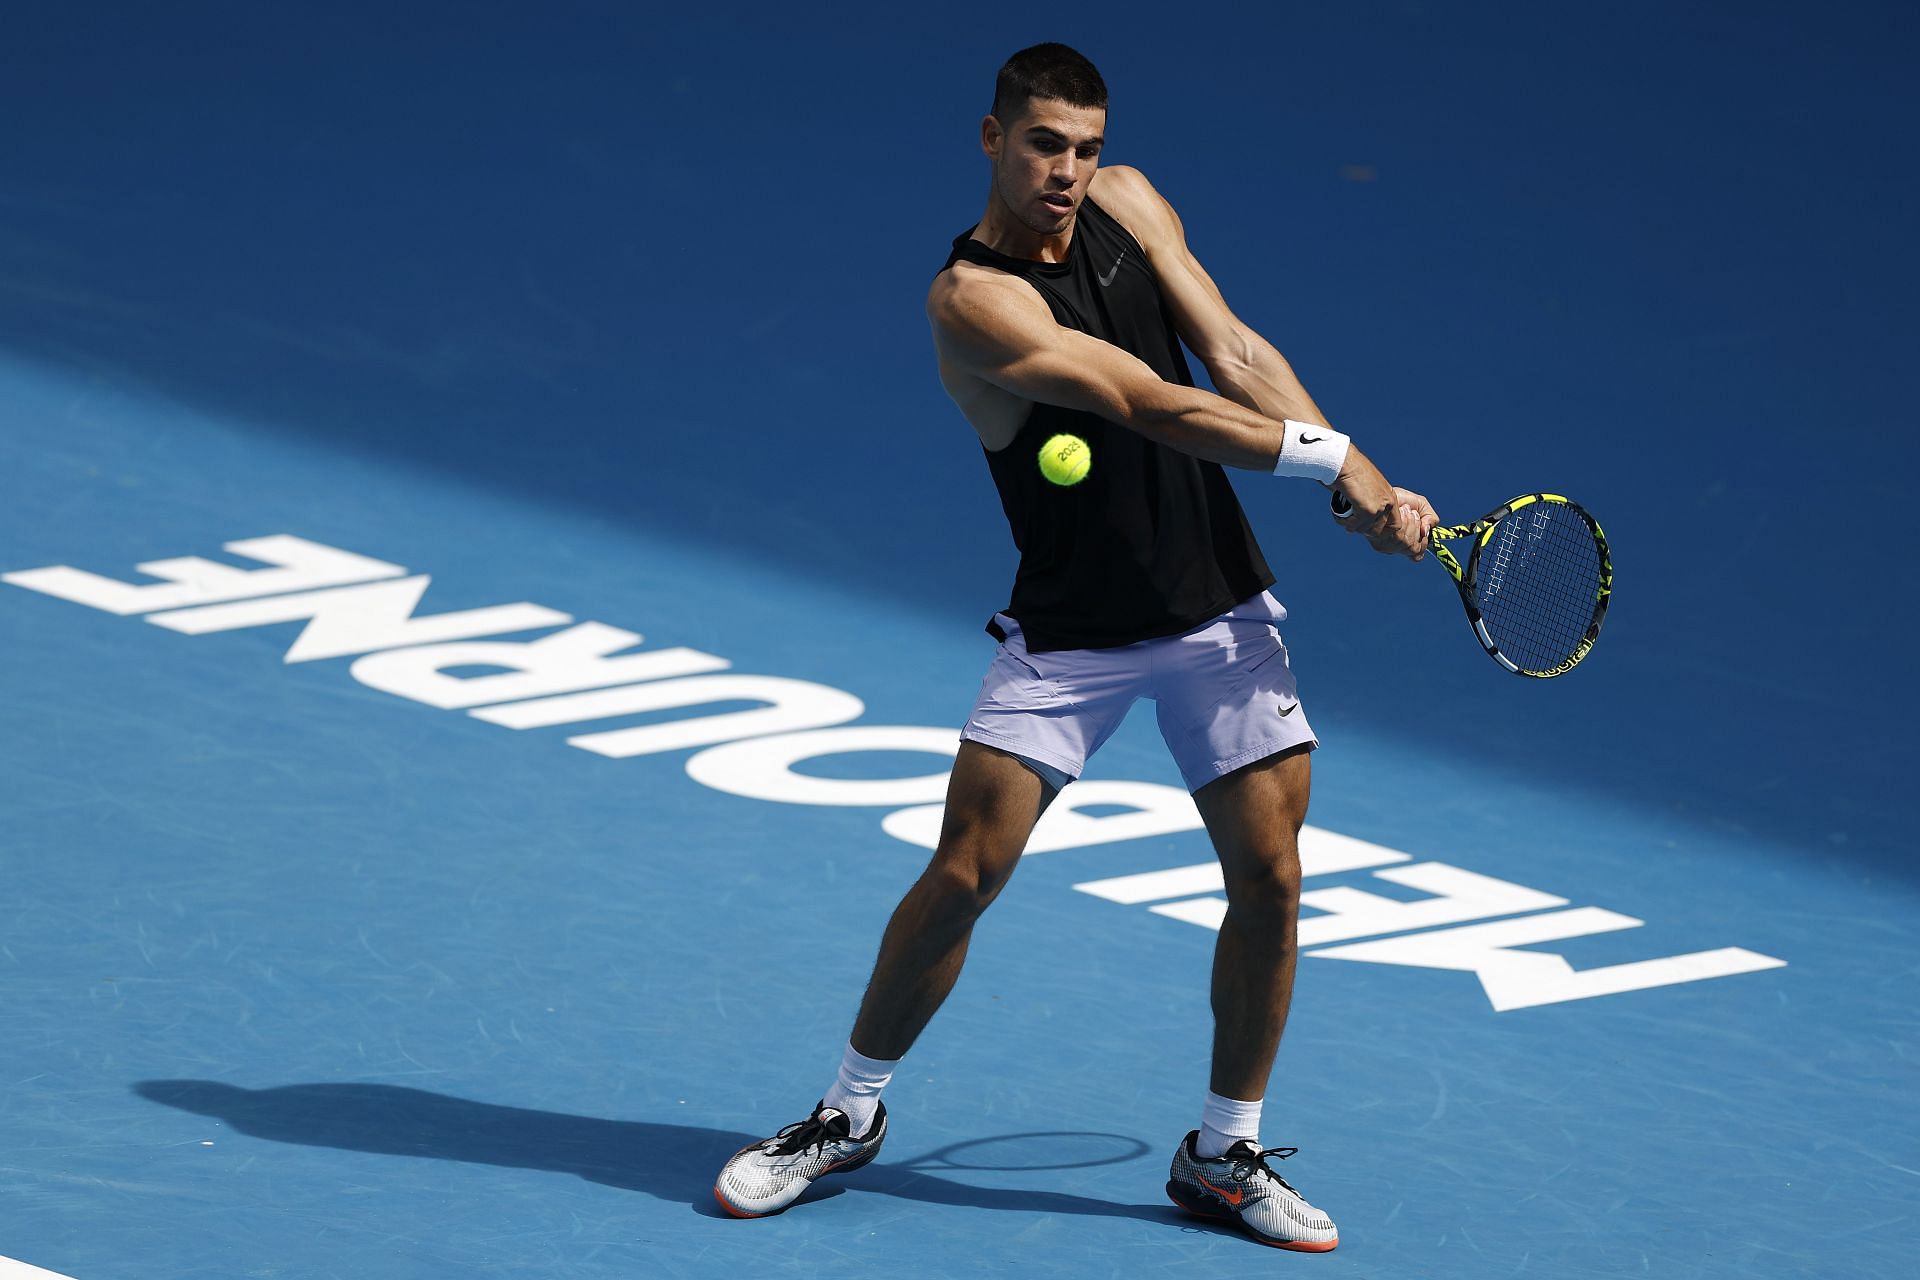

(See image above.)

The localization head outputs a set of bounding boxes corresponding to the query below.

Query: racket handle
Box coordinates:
[1330,490,1354,519]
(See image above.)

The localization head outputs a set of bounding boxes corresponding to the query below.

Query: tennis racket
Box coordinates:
[1336,491,1612,677]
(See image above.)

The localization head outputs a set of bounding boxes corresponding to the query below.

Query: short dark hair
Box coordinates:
[990,43,1107,126]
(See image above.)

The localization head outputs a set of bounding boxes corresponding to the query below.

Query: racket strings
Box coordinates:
[1470,503,1604,672]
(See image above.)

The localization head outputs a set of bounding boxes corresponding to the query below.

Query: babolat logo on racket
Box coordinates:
[1539,639,1594,678]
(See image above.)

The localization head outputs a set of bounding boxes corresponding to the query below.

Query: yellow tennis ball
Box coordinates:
[1038,433,1091,486]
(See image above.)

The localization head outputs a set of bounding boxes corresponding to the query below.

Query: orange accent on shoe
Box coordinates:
[1275,1236,1339,1253]
[1194,1172,1245,1206]
[713,1187,769,1219]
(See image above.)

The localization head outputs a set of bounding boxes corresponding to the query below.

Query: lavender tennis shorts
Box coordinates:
[960,590,1318,794]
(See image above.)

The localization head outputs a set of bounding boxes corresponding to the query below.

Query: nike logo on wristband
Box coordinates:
[1278,701,1299,717]
[1298,433,1323,444]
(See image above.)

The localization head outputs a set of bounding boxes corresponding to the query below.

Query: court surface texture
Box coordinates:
[3,4,1916,1279]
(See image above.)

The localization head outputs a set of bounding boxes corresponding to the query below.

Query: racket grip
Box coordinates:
[1329,490,1354,519]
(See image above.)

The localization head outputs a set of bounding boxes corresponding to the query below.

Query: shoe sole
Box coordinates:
[1166,1182,1340,1253]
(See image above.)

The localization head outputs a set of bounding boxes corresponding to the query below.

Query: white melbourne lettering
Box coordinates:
[478,674,865,758]
[687,727,959,807]
[1074,827,1410,903]
[148,576,570,662]
[0,1252,85,1280]
[1075,857,1786,1012]
[2,534,403,615]
[885,780,1204,854]
[350,622,731,709]
[1310,908,1788,1012]
[3,534,1789,1013]
[1140,862,1564,939]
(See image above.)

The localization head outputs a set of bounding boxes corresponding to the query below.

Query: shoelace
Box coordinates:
[764,1111,848,1158]
[1228,1144,1304,1197]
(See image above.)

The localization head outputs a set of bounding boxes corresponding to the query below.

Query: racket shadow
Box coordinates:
[847,1130,1173,1224]
[133,1080,1183,1226]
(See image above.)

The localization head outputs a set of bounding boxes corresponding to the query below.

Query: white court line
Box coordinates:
[0,1257,81,1280]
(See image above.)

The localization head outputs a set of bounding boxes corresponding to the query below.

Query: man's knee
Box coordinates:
[921,805,1030,918]
[917,812,1025,919]
[1221,846,1302,920]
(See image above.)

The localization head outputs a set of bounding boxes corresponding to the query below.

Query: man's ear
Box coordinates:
[980,114,1004,160]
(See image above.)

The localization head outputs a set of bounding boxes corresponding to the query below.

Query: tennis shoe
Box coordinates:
[1165,1131,1339,1251]
[714,1101,887,1218]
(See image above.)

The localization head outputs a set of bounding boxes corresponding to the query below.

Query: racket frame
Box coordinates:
[1429,493,1612,678]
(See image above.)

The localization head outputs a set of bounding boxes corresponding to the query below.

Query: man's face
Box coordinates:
[985,98,1106,235]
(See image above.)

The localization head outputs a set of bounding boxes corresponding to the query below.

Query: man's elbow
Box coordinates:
[1112,378,1190,434]
[1195,327,1262,384]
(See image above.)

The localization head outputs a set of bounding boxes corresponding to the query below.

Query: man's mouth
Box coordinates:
[1040,192,1073,215]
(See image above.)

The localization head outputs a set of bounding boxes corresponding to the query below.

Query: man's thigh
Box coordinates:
[1192,745,1313,880]
[927,739,1058,895]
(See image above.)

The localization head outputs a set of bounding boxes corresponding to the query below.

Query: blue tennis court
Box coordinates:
[3,4,1915,1278]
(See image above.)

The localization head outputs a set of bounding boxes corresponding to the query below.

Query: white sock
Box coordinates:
[820,1041,897,1138]
[1195,1089,1262,1159]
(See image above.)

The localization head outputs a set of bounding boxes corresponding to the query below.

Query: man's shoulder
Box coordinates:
[1091,163,1155,200]
[927,257,1032,333]
[1089,165,1164,215]
[1089,166,1177,249]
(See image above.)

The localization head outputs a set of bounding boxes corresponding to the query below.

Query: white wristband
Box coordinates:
[1272,421,1351,484]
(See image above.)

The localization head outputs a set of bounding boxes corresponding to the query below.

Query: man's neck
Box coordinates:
[972,192,1077,264]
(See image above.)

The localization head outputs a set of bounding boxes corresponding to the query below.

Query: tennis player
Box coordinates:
[716,43,1438,1251]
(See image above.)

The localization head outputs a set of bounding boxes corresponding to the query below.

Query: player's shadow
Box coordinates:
[133,1080,1187,1226]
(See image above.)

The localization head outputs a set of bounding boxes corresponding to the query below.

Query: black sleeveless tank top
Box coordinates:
[941,198,1274,651]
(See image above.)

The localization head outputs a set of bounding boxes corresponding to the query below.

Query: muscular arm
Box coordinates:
[931,268,1301,469]
[928,262,1410,544]
[1087,165,1438,551]
[1089,167,1330,428]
